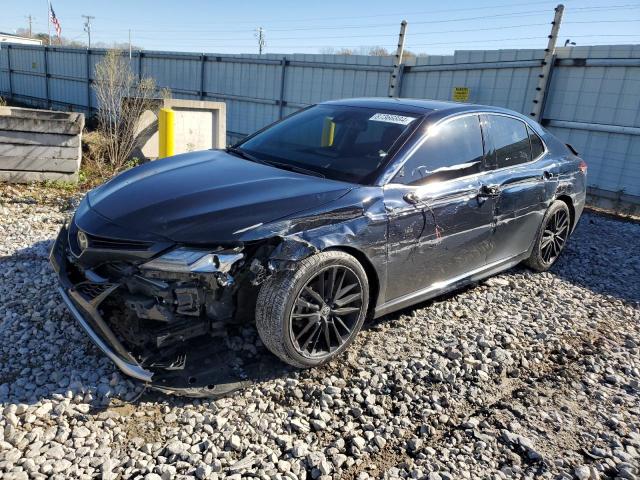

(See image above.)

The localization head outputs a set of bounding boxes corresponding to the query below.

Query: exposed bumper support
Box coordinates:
[57,286,154,383]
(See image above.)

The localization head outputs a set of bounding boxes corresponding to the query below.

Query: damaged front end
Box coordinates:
[50,222,263,388]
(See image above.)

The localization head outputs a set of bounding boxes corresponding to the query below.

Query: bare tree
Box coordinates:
[403,49,418,60]
[93,50,158,173]
[368,46,390,56]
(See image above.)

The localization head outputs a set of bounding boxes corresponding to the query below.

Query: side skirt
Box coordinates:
[373,252,529,319]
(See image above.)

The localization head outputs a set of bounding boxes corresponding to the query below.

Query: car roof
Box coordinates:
[321,97,472,114]
[320,97,528,122]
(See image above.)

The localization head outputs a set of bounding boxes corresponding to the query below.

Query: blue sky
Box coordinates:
[2,0,639,55]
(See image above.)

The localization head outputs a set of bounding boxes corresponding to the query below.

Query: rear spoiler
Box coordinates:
[566,143,579,156]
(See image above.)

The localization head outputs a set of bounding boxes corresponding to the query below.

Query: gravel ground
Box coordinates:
[0,186,639,480]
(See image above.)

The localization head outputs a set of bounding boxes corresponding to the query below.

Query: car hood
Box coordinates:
[87,150,353,244]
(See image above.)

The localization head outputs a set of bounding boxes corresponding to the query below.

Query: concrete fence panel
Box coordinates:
[0,42,638,208]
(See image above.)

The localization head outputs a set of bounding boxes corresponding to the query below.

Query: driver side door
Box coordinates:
[383,114,495,303]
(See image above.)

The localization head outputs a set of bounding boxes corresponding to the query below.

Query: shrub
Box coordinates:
[93,50,158,173]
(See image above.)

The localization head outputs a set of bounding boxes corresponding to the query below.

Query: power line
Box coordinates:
[28,4,639,39]
[128,17,639,45]
[125,35,547,50]
[565,18,640,24]
[84,0,561,26]
[252,22,551,41]
[89,1,640,29]
[100,5,640,36]
[129,22,549,42]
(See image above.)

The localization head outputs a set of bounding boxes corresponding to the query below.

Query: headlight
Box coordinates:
[141,247,243,274]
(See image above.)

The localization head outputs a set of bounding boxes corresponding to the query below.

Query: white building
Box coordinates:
[0,32,43,46]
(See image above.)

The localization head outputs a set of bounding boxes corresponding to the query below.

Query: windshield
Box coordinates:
[235,104,420,183]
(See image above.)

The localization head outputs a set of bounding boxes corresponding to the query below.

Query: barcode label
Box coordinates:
[369,113,416,125]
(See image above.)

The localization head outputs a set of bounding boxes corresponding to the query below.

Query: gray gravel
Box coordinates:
[1,186,639,480]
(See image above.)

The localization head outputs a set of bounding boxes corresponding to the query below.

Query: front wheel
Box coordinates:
[525,200,571,272]
[255,251,369,368]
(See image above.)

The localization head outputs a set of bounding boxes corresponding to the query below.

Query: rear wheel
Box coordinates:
[525,200,571,271]
[255,251,369,368]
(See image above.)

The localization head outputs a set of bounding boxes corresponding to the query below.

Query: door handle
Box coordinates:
[542,170,554,180]
[403,192,420,205]
[478,184,500,197]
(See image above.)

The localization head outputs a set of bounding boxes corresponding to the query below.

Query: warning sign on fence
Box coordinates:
[452,87,470,102]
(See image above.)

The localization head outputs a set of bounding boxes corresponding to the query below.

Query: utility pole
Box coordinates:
[255,27,265,55]
[82,15,95,48]
[388,20,407,97]
[128,29,132,59]
[530,4,564,121]
[26,15,34,37]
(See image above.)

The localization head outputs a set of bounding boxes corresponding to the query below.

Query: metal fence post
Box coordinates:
[538,53,557,123]
[138,51,143,81]
[396,64,406,98]
[44,46,50,109]
[200,54,206,100]
[86,49,91,113]
[278,57,288,119]
[6,45,13,99]
[530,4,564,120]
[388,20,407,97]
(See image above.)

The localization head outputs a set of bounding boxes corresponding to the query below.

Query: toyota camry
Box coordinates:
[50,98,587,389]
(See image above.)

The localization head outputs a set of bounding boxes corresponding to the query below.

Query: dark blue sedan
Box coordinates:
[51,98,587,387]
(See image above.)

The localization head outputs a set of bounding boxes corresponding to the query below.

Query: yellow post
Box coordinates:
[158,108,175,158]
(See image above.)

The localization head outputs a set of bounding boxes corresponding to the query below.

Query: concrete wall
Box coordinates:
[135,99,226,160]
[0,107,84,183]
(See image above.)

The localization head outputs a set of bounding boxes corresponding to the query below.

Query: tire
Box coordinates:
[255,251,369,368]
[525,200,571,272]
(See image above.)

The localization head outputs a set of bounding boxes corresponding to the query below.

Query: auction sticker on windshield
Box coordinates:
[369,113,416,125]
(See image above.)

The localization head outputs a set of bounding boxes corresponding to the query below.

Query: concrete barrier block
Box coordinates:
[134,99,226,160]
[0,107,84,183]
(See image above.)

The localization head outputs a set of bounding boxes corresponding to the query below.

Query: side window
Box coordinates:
[528,125,545,159]
[486,115,531,169]
[394,115,484,185]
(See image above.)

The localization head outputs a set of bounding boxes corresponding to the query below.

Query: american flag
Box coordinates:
[49,2,62,38]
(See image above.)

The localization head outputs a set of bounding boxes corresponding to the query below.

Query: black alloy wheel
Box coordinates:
[525,200,572,272]
[539,208,570,265]
[289,265,364,359]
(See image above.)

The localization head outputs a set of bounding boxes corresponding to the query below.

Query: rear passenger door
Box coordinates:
[480,113,557,263]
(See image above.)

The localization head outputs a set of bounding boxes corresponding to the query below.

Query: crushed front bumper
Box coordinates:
[50,225,154,383]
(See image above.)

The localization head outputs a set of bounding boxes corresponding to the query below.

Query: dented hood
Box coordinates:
[87,150,353,244]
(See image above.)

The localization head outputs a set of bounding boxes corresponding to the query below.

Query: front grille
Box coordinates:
[75,282,116,301]
[86,233,152,251]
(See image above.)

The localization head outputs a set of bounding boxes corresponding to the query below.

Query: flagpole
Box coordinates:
[47,0,51,45]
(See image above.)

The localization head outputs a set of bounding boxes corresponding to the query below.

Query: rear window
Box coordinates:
[528,126,545,159]
[485,115,532,169]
